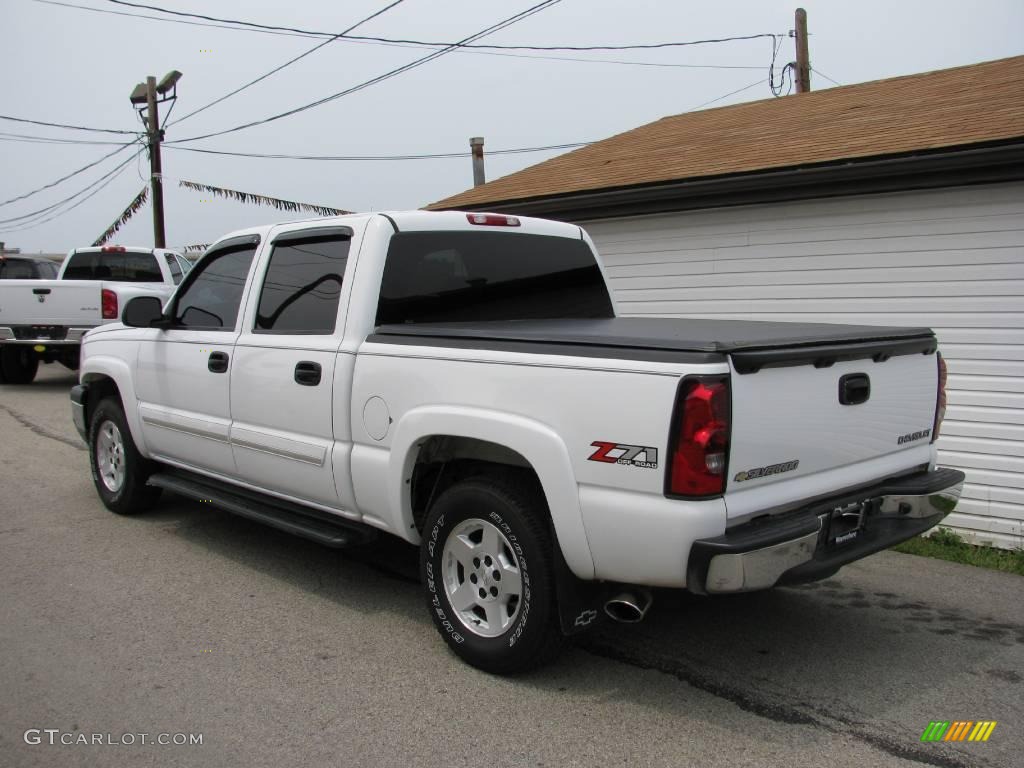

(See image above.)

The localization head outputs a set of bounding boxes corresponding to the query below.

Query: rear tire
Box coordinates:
[421,474,564,673]
[88,397,161,515]
[0,347,39,384]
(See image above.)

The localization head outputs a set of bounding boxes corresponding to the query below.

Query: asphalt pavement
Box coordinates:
[1,364,1021,768]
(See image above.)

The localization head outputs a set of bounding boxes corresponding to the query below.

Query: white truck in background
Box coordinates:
[0,245,188,383]
[70,211,964,673]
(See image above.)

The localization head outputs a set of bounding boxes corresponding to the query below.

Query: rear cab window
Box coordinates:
[63,250,163,282]
[376,231,613,325]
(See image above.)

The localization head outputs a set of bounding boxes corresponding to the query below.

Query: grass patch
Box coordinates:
[892,527,1024,576]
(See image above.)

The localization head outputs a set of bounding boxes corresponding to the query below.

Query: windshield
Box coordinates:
[376,231,613,325]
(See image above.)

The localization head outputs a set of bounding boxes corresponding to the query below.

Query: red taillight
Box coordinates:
[932,353,947,442]
[466,213,520,227]
[101,288,118,320]
[667,377,730,497]
[101,245,127,253]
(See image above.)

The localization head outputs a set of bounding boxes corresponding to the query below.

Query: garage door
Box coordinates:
[584,182,1024,548]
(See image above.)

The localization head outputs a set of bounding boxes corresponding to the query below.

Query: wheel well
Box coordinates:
[409,436,548,534]
[82,374,121,428]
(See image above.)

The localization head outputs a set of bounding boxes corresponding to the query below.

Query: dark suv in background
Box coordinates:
[0,255,59,280]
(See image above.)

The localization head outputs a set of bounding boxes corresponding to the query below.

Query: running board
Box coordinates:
[147,470,377,548]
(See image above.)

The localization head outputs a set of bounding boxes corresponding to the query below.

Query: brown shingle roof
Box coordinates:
[428,56,1024,210]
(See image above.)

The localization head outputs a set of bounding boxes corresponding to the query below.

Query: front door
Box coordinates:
[229,226,354,508]
[135,236,260,477]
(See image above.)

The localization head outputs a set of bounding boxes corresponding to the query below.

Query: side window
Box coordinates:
[164,254,183,285]
[254,233,350,334]
[173,243,258,330]
[40,261,59,278]
[175,255,193,276]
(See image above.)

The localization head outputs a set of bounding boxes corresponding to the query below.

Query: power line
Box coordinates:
[0,131,130,146]
[767,33,790,97]
[812,67,843,86]
[687,77,766,111]
[0,149,142,232]
[36,0,767,72]
[163,141,591,162]
[0,145,142,225]
[172,0,409,126]
[168,0,567,145]
[0,141,136,207]
[102,1,778,52]
[0,113,138,135]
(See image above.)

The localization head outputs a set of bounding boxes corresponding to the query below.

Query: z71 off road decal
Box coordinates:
[734,459,800,483]
[588,441,658,469]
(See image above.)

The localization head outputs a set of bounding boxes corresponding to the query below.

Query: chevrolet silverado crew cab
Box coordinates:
[69,211,964,673]
[0,245,188,383]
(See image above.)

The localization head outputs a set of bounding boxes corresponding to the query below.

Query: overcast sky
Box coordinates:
[2,0,1022,253]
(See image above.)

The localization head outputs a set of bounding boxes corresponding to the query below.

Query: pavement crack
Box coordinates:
[580,638,991,768]
[0,403,86,452]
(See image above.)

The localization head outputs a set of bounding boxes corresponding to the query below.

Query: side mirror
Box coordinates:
[123,295,169,328]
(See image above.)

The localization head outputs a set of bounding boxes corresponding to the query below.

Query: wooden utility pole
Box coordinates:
[794,7,811,93]
[145,76,166,248]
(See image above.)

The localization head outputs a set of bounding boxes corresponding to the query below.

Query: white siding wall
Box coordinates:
[583,182,1024,549]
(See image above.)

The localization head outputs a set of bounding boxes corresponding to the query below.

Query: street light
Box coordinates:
[156,70,182,97]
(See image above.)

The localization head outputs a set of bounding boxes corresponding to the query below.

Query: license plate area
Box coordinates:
[826,498,877,547]
[17,325,67,340]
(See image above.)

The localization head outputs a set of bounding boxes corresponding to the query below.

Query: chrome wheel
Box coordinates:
[96,419,126,493]
[442,517,523,638]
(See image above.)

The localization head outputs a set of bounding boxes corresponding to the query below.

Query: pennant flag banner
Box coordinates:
[182,243,211,254]
[92,185,149,246]
[178,180,351,217]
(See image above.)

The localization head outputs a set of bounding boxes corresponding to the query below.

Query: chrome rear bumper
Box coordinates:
[689,468,965,594]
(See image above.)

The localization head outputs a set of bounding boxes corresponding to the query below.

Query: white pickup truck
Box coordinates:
[69,211,964,673]
[0,245,188,383]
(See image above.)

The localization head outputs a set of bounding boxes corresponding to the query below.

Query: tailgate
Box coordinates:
[724,348,939,524]
[0,280,102,327]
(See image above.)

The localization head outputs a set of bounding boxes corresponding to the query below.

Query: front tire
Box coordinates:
[88,397,161,515]
[0,346,39,384]
[421,474,564,673]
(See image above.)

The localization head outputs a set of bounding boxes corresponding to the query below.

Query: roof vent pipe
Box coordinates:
[470,137,486,187]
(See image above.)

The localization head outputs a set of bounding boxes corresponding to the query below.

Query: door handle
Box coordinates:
[294,361,322,386]
[208,351,229,373]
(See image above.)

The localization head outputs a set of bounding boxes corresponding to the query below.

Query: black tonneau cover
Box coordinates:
[369,318,936,372]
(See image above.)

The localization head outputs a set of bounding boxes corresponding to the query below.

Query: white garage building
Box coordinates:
[430,56,1024,548]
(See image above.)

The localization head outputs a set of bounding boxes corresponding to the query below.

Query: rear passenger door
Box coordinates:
[229,226,353,509]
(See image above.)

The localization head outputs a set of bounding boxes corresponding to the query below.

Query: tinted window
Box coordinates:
[38,261,59,278]
[255,234,349,334]
[63,251,162,282]
[0,259,38,279]
[376,232,613,325]
[165,254,183,284]
[174,244,257,330]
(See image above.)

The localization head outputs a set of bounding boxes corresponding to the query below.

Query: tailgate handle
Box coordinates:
[32,288,51,295]
[838,373,871,405]
[294,361,322,386]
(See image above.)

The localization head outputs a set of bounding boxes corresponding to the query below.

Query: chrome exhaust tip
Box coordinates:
[603,589,653,623]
